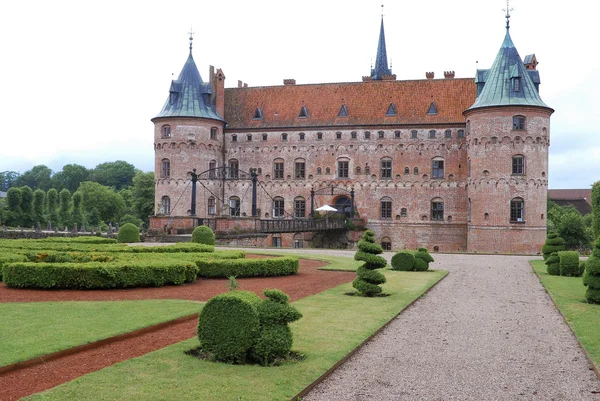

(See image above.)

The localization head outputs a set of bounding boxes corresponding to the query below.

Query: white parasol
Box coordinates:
[315,205,338,212]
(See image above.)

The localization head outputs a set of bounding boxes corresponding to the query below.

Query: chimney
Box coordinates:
[283,79,296,85]
[243,83,248,88]
[426,72,435,80]
[444,71,455,79]
[238,80,243,88]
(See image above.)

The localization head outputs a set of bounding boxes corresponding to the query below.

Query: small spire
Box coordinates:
[503,0,513,31]
[188,26,195,54]
[381,3,384,18]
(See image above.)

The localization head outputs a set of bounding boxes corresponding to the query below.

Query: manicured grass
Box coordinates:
[24,269,447,401]
[531,260,600,369]
[0,300,203,367]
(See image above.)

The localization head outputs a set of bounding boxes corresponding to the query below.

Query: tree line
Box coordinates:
[0,161,154,230]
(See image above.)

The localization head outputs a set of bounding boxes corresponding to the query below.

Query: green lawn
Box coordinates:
[531,260,600,369]
[25,269,446,401]
[0,300,203,367]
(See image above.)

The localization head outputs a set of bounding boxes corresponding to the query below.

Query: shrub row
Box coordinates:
[2,261,198,289]
[126,243,215,253]
[37,237,118,244]
[0,241,214,254]
[390,248,434,271]
[0,253,28,281]
[196,257,299,278]
[584,237,600,303]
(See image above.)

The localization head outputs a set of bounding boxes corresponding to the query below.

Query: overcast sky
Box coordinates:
[0,0,598,189]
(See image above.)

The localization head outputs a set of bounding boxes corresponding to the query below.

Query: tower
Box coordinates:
[151,34,226,223]
[463,11,553,253]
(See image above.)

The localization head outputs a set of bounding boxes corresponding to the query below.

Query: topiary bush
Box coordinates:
[542,231,566,260]
[545,252,560,276]
[191,225,216,245]
[117,223,140,243]
[414,248,434,271]
[583,237,600,304]
[579,260,587,277]
[352,230,386,296]
[390,251,415,271]
[558,251,581,277]
[196,256,298,278]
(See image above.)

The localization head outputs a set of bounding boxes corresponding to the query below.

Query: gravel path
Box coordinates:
[296,252,600,400]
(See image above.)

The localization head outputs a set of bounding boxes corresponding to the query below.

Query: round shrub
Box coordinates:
[542,231,566,260]
[584,237,600,303]
[558,251,581,277]
[414,248,434,271]
[391,251,415,271]
[197,291,261,363]
[416,248,435,263]
[352,230,387,297]
[413,257,429,271]
[545,252,560,276]
[117,223,140,243]
[192,226,215,245]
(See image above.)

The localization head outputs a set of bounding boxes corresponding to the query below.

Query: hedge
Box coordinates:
[196,257,299,278]
[558,251,581,277]
[2,261,197,289]
[126,243,215,253]
[584,237,600,303]
[0,253,28,281]
[37,237,118,244]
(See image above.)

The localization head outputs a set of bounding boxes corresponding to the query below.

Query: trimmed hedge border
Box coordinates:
[2,261,198,289]
[196,256,299,278]
[0,241,214,254]
[37,237,118,244]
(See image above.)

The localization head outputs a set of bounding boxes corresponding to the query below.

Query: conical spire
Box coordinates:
[153,42,224,121]
[371,16,392,80]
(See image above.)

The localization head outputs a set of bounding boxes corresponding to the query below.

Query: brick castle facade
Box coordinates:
[149,14,553,254]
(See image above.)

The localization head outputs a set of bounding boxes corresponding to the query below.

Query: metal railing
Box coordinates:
[259,218,346,233]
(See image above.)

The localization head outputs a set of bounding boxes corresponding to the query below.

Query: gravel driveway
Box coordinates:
[288,252,599,400]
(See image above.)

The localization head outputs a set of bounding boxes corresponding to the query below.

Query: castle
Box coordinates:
[149,12,553,254]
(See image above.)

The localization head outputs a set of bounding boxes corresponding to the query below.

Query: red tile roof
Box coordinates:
[224,78,476,130]
[548,189,592,202]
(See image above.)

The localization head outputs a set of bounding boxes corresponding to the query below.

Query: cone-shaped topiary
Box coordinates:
[117,222,140,243]
[352,230,387,296]
[542,231,566,260]
[545,252,560,276]
[191,225,215,245]
[583,237,600,304]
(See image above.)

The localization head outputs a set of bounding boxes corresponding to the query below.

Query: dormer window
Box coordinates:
[169,92,178,105]
[386,103,397,116]
[253,108,263,120]
[427,101,438,115]
[338,105,348,118]
[298,106,308,118]
[513,77,521,92]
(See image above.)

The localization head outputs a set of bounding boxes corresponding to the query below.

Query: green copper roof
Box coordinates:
[154,52,224,121]
[467,29,551,111]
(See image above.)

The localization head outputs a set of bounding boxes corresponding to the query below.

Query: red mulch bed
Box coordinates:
[0,258,355,401]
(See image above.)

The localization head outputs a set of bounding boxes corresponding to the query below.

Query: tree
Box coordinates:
[592,181,600,240]
[33,189,45,226]
[6,187,22,226]
[19,186,34,227]
[77,181,125,223]
[52,164,89,192]
[14,165,53,191]
[548,204,591,250]
[71,191,83,227]
[0,171,20,191]
[59,189,72,227]
[46,188,59,226]
[89,161,136,190]
[131,171,155,224]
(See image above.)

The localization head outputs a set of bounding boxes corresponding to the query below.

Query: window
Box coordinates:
[429,130,436,139]
[413,167,419,175]
[513,77,521,92]
[317,167,322,175]
[351,131,357,139]
[431,198,444,221]
[317,132,323,140]
[381,237,392,251]
[411,130,418,139]
[298,106,308,118]
[394,130,401,139]
[356,166,362,175]
[404,167,410,175]
[294,197,306,218]
[458,129,465,138]
[272,237,282,247]
[338,161,349,178]
[232,134,237,142]
[262,133,268,141]
[512,155,525,175]
[281,133,288,141]
[336,131,342,140]
[247,134,252,141]
[513,115,526,130]
[274,159,284,179]
[364,131,371,139]
[432,158,444,179]
[380,197,392,219]
[401,208,407,217]
[466,120,471,135]
[294,160,305,179]
[253,108,263,120]
[365,166,371,175]
[445,130,452,138]
[378,131,385,139]
[207,197,216,215]
[386,103,397,116]
[380,158,392,179]
[427,101,438,115]
[161,196,170,214]
[294,239,304,248]
[273,197,285,218]
[210,127,218,140]
[299,132,305,141]
[161,125,171,138]
[209,160,217,179]
[468,159,471,177]
[229,196,240,217]
[228,159,239,179]
[510,198,525,222]
[161,159,170,178]
[338,105,349,118]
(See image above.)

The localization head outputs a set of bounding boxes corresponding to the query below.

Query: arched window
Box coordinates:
[381,237,392,251]
[364,131,371,139]
[229,196,241,217]
[273,197,285,218]
[431,198,444,221]
[513,115,526,130]
[365,166,371,175]
[207,196,216,215]
[413,167,419,175]
[510,198,525,223]
[336,131,342,140]
[411,130,418,139]
[161,159,170,178]
[325,167,331,174]
[351,131,357,139]
[161,125,171,138]
[356,166,362,175]
[432,157,445,179]
[317,167,322,175]
[401,208,407,217]
[294,159,306,179]
[380,158,392,179]
[404,167,410,175]
[228,159,239,179]
[299,132,305,140]
[380,197,392,219]
[209,160,217,179]
[445,130,452,138]
[161,196,170,214]
[512,155,525,175]
[273,158,284,179]
[429,130,436,139]
[294,197,306,218]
